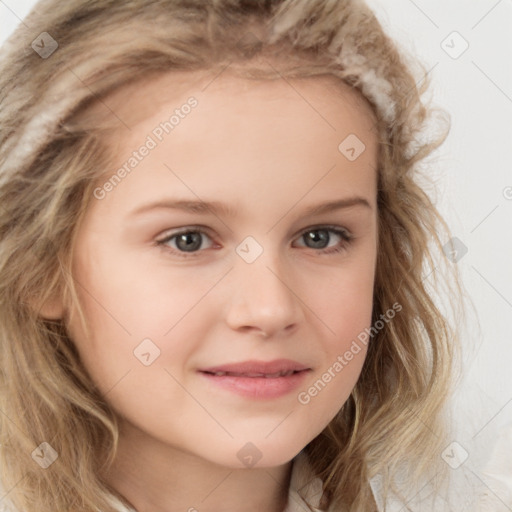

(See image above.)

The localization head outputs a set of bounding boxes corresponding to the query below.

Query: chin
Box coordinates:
[207,438,307,470]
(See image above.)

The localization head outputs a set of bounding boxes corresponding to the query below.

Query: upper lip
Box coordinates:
[199,359,310,376]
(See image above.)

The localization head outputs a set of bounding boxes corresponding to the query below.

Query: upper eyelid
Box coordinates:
[156,225,215,243]
[293,225,351,240]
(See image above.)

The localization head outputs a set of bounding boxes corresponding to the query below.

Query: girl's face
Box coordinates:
[61,71,378,468]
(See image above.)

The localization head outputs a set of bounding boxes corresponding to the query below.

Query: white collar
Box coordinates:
[284,450,324,512]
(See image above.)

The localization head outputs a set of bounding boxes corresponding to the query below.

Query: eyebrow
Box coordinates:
[129,196,372,218]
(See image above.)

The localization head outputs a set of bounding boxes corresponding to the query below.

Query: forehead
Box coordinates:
[83,68,380,222]
[86,68,378,140]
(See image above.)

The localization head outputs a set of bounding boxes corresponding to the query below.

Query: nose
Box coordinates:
[224,251,304,339]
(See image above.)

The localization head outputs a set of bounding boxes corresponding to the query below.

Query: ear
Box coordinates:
[28,291,65,320]
[37,297,65,320]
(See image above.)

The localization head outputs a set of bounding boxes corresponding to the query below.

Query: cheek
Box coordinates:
[309,253,376,342]
[76,238,207,328]
[296,345,367,441]
[64,262,214,431]
[294,254,375,419]
[65,253,219,383]
[296,286,372,433]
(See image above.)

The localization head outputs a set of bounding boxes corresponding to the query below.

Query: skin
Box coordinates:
[45,69,379,512]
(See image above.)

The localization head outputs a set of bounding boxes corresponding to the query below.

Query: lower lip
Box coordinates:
[199,370,310,399]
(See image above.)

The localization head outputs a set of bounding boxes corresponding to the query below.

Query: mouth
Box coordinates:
[198,359,311,399]
[202,369,304,378]
[199,358,310,376]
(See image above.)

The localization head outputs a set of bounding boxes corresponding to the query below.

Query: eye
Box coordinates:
[293,226,353,254]
[155,225,353,258]
[156,228,214,256]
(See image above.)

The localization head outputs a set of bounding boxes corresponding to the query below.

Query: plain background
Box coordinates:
[1,0,512,502]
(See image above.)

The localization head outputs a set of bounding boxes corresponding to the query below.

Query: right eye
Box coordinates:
[155,228,216,256]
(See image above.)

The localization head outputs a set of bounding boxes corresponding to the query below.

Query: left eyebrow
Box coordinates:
[298,197,372,216]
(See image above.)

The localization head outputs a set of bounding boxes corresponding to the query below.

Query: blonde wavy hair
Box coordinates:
[0,1,463,511]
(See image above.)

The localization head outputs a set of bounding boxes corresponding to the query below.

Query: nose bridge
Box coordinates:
[225,240,302,336]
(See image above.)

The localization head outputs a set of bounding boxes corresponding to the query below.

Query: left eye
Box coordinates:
[293,227,351,252]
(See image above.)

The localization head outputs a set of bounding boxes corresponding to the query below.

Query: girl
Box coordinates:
[0,1,498,511]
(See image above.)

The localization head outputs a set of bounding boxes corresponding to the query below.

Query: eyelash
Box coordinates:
[155,225,354,259]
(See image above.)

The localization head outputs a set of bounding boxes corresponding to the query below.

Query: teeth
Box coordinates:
[265,371,289,378]
[209,370,297,377]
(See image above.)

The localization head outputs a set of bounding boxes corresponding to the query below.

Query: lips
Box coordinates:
[199,359,310,377]
[198,359,311,399]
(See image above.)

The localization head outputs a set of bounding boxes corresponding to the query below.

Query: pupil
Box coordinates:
[305,230,329,249]
[176,232,202,252]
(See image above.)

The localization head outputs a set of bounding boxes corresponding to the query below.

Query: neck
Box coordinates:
[102,423,293,512]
